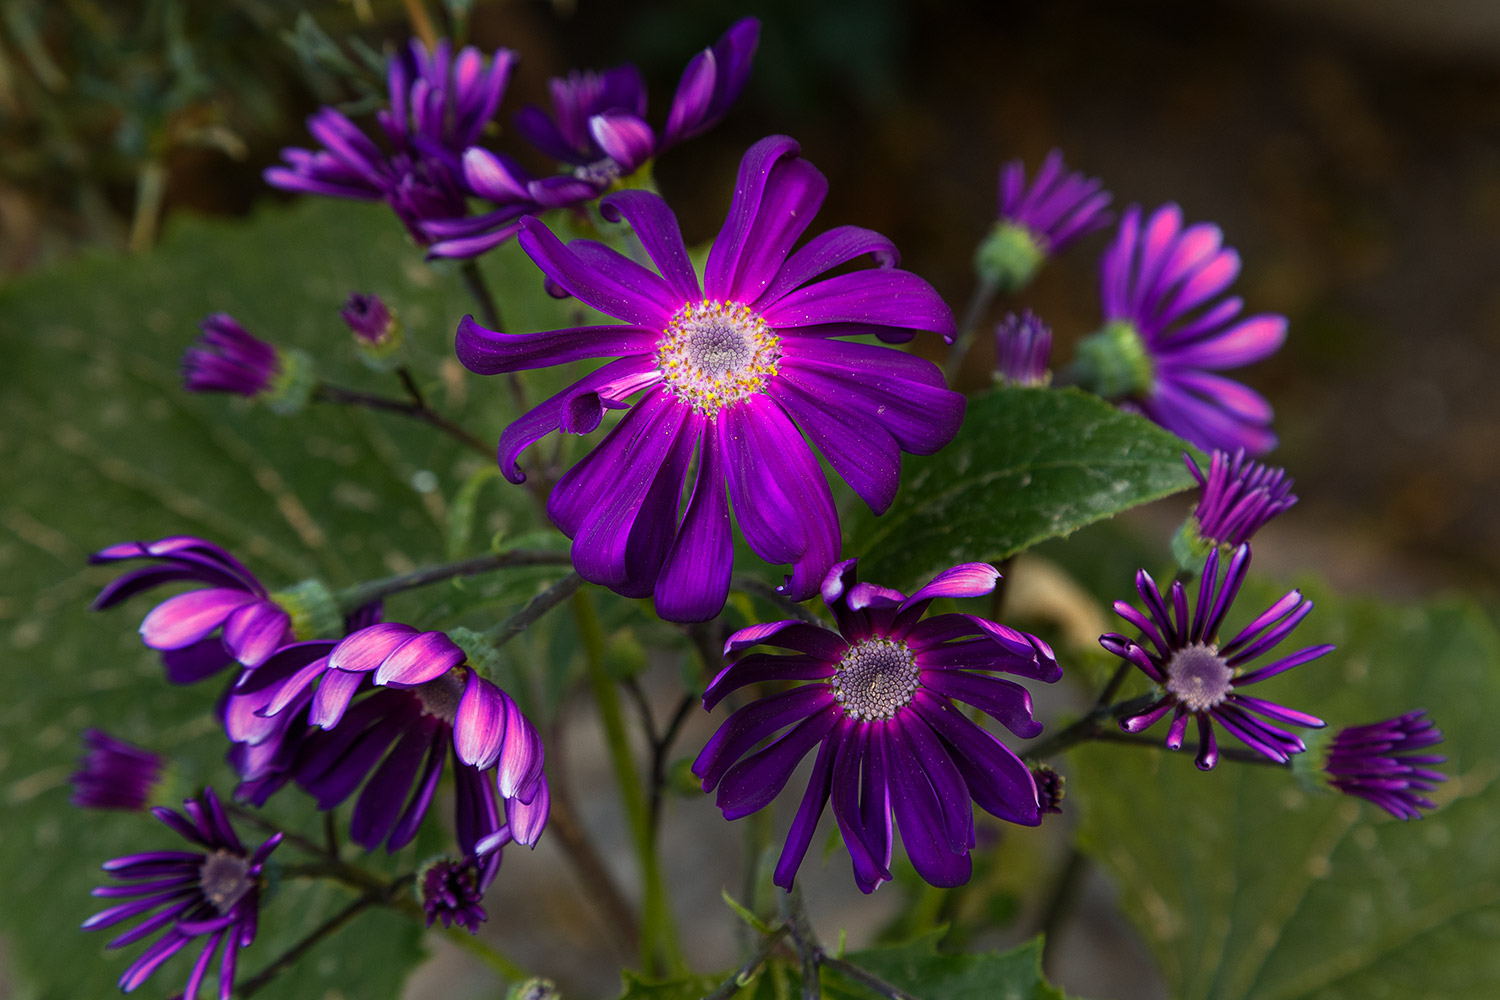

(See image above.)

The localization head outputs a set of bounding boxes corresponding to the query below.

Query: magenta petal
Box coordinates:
[508,774,550,846]
[655,419,734,622]
[373,630,465,687]
[310,669,365,729]
[754,225,898,311]
[588,111,655,172]
[517,217,676,328]
[497,697,545,802]
[454,672,507,768]
[904,563,1000,607]
[221,601,291,668]
[330,623,420,674]
[140,589,255,650]
[600,189,702,303]
[762,269,956,340]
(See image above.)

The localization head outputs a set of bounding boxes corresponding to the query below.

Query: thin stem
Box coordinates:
[818,954,920,1000]
[241,896,374,997]
[128,160,167,253]
[459,259,534,421]
[223,803,328,861]
[323,811,339,858]
[313,382,492,458]
[942,277,999,384]
[781,887,821,1000]
[1037,846,1086,975]
[1022,692,1157,762]
[336,550,572,612]
[702,924,791,1000]
[437,923,530,981]
[648,693,696,838]
[733,576,822,626]
[574,588,683,973]
[485,572,584,649]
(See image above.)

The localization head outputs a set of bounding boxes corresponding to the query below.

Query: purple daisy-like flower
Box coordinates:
[91,536,296,680]
[1323,710,1447,820]
[181,314,280,398]
[694,559,1059,893]
[457,135,963,621]
[82,789,280,1000]
[1185,448,1297,548]
[266,38,518,244]
[419,858,488,933]
[71,730,165,812]
[975,149,1111,292]
[1076,203,1287,454]
[995,310,1053,387]
[426,18,760,259]
[1100,544,1331,770]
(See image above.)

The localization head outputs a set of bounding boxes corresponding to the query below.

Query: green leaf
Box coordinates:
[0,198,569,997]
[617,969,723,999]
[849,387,1198,590]
[1071,582,1500,999]
[825,933,1074,999]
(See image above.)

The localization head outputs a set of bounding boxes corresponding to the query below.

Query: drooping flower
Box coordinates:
[694,559,1059,893]
[457,135,963,621]
[91,536,310,680]
[1323,711,1447,820]
[1100,544,1330,770]
[994,310,1053,387]
[71,730,165,812]
[419,858,488,934]
[82,789,280,1000]
[974,149,1111,293]
[1075,203,1287,454]
[266,38,519,244]
[426,17,761,258]
[180,314,280,398]
[1183,448,1297,548]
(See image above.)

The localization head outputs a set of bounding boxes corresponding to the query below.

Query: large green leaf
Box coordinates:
[0,199,571,998]
[1071,582,1500,999]
[827,934,1071,1000]
[849,387,1198,590]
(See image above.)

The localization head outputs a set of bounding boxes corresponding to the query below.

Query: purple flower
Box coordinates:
[1031,764,1064,816]
[181,314,280,398]
[341,292,398,346]
[426,18,761,259]
[1100,544,1330,770]
[266,39,517,244]
[1076,203,1287,454]
[71,730,164,812]
[91,536,296,680]
[995,310,1053,387]
[419,858,488,934]
[1185,448,1297,548]
[457,136,963,621]
[82,789,280,1000]
[977,149,1111,292]
[694,559,1059,893]
[1323,711,1447,820]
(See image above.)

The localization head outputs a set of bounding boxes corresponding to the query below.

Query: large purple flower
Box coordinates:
[457,136,963,621]
[91,536,296,681]
[977,149,1111,292]
[266,38,518,244]
[426,17,760,259]
[694,560,1059,893]
[82,789,279,1000]
[1323,711,1447,820]
[1076,203,1286,454]
[1100,545,1330,770]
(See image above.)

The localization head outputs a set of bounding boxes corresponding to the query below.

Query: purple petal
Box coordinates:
[139,589,255,650]
[454,672,507,768]
[221,601,291,668]
[773,722,840,890]
[509,775,550,846]
[716,704,840,819]
[497,695,546,802]
[914,691,1039,825]
[754,226,898,311]
[703,652,837,711]
[455,318,658,375]
[767,379,902,514]
[160,637,235,684]
[599,190,701,303]
[588,111,655,173]
[373,630,465,687]
[330,623,420,674]
[654,419,734,622]
[704,135,822,302]
[886,726,971,887]
[517,218,677,327]
[904,564,1000,606]
[694,685,833,791]
[722,620,846,660]
[762,269,956,340]
[920,670,1041,739]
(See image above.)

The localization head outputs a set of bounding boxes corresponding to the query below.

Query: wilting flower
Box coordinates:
[82,789,280,1000]
[71,730,164,812]
[975,149,1111,292]
[91,536,300,680]
[180,314,280,398]
[419,858,488,933]
[995,310,1053,387]
[1100,544,1330,770]
[1323,711,1447,820]
[1031,764,1065,816]
[1184,448,1297,548]
[694,559,1059,893]
[457,135,963,621]
[427,17,761,258]
[266,38,517,244]
[1075,203,1287,454]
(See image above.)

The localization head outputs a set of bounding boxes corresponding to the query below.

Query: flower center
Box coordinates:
[831,638,919,721]
[656,300,780,416]
[414,670,465,724]
[1164,642,1234,712]
[199,849,253,915]
[574,157,623,187]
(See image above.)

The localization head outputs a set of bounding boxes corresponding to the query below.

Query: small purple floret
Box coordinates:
[1100,544,1330,770]
[82,789,280,1000]
[995,310,1053,387]
[694,558,1059,893]
[71,730,164,811]
[996,149,1112,254]
[1324,710,1447,820]
[181,314,280,398]
[420,858,488,933]
[1186,448,1297,547]
[341,292,397,345]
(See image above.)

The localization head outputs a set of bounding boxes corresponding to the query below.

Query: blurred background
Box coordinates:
[2,0,1496,996]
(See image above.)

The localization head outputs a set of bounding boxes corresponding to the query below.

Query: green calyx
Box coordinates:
[354,316,405,373]
[271,578,341,640]
[262,347,317,415]
[1171,516,1213,576]
[447,626,499,682]
[1073,320,1156,400]
[1290,727,1339,796]
[974,222,1047,294]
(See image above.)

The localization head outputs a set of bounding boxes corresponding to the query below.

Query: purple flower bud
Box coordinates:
[70,730,164,811]
[1031,764,1064,816]
[1185,448,1297,548]
[181,314,280,397]
[1324,711,1447,820]
[340,293,398,346]
[419,858,488,934]
[995,310,1053,387]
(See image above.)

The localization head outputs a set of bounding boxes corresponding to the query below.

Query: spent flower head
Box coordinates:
[1322,710,1447,820]
[71,730,165,812]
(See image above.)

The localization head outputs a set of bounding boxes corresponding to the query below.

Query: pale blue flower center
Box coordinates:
[200,850,253,914]
[1165,642,1233,712]
[832,638,919,721]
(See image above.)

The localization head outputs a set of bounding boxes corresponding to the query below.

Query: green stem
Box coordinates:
[573,587,683,974]
[942,277,999,383]
[703,924,790,1000]
[241,896,374,997]
[733,575,823,625]
[437,922,530,981]
[313,381,492,457]
[486,572,583,649]
[335,550,572,612]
